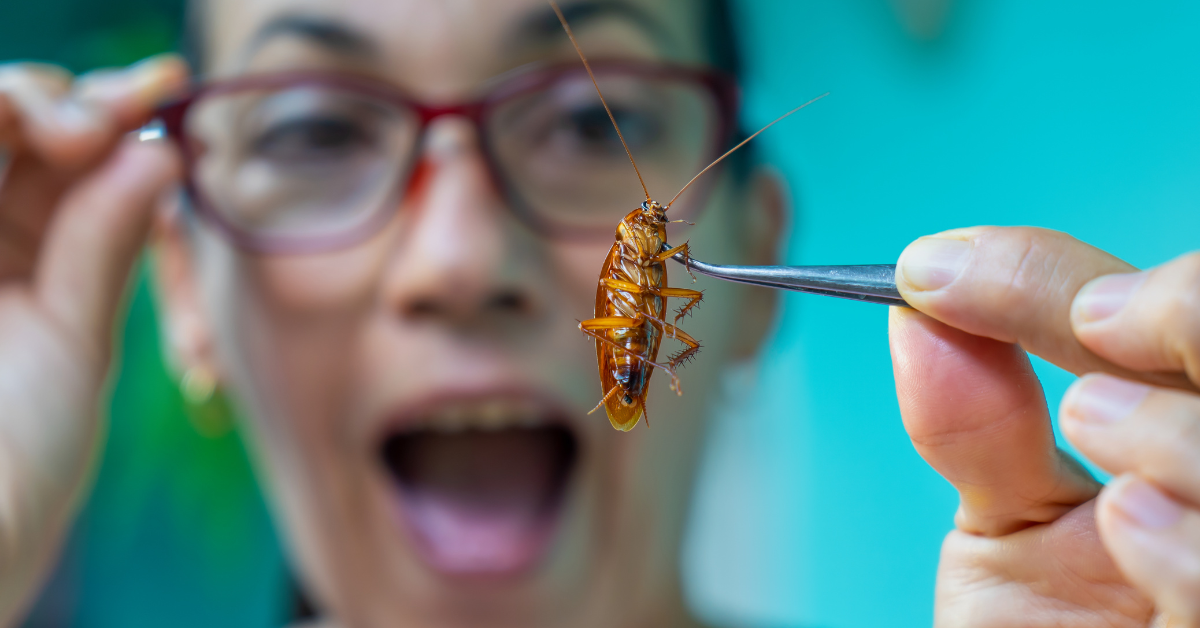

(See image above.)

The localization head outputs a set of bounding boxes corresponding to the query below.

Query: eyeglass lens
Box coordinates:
[490,69,718,230]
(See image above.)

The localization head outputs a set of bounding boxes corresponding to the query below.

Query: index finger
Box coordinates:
[0,55,188,169]
[0,63,74,150]
[895,226,1196,393]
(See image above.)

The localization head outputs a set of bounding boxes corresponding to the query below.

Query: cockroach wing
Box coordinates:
[594,242,645,431]
[600,366,644,431]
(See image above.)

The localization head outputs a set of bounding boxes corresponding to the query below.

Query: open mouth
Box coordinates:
[380,400,578,576]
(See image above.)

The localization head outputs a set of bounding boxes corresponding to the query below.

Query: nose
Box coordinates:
[381,117,550,331]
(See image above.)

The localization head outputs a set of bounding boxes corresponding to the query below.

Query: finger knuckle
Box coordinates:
[1166,253,1200,308]
[986,227,1077,318]
[1172,556,1200,611]
[0,62,72,93]
[1146,404,1200,480]
[1157,253,1200,379]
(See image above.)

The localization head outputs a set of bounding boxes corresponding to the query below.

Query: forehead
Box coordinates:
[204,0,707,96]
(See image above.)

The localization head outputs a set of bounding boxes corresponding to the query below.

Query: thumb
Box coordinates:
[34,139,181,361]
[890,307,1099,536]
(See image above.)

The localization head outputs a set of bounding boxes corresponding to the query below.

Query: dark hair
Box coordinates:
[702,0,755,182]
[703,0,742,81]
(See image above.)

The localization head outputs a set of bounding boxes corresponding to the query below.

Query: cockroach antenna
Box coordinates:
[550,0,652,203]
[665,92,830,210]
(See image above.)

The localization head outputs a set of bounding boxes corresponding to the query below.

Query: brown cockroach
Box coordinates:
[551,2,826,431]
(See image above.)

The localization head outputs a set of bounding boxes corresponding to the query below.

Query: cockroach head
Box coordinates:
[640,200,667,221]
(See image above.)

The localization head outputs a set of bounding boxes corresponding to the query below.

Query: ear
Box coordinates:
[150,192,219,383]
[729,165,790,360]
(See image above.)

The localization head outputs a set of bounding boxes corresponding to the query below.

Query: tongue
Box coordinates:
[384,427,575,574]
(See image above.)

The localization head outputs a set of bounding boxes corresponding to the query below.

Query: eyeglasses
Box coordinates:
[156,62,739,253]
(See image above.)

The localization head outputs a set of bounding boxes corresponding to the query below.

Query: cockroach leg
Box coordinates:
[599,277,644,293]
[652,241,690,264]
[667,343,702,372]
[580,325,681,391]
[653,320,702,373]
[639,312,674,340]
[656,287,703,325]
[589,384,624,415]
[599,278,703,325]
[580,316,644,330]
[639,310,691,344]
[654,241,697,282]
[660,321,700,350]
[630,234,646,259]
[578,321,679,378]
[636,314,700,389]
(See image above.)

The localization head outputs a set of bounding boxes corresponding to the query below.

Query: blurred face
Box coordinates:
[157,0,784,626]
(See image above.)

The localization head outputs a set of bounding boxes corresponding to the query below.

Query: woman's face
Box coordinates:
[157,0,784,625]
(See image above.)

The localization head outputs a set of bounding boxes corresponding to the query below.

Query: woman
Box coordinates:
[1,0,1198,626]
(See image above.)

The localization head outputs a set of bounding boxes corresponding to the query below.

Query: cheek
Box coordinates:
[250,236,396,312]
[552,241,612,317]
[200,234,395,433]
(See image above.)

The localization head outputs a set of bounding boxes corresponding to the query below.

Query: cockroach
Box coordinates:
[551,1,826,431]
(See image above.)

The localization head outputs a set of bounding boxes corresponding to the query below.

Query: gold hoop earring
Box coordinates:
[180,366,233,437]
[180,366,217,405]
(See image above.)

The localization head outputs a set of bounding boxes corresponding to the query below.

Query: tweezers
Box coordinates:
[665,247,910,307]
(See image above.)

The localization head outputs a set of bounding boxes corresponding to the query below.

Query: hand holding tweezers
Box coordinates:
[666,247,910,307]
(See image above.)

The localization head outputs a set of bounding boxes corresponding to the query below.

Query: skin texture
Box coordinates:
[1,3,1200,628]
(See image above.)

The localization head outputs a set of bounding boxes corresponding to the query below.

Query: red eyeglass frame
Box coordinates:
[155,61,740,254]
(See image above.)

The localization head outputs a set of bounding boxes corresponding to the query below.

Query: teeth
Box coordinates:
[432,417,466,434]
[416,399,550,433]
[432,405,467,433]
[477,400,507,431]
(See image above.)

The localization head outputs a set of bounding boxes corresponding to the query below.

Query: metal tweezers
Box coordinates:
[665,246,910,307]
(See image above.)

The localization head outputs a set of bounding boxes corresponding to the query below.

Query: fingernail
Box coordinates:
[1067,375,1149,423]
[1073,272,1145,324]
[128,54,187,99]
[76,56,185,110]
[1111,476,1183,529]
[898,237,972,291]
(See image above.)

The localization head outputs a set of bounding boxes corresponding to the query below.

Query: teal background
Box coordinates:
[3,1,1199,627]
[685,2,1200,627]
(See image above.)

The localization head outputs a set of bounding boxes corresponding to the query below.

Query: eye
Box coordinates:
[252,115,376,163]
[558,104,661,154]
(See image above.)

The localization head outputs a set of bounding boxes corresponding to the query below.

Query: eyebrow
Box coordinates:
[242,14,380,62]
[511,0,676,51]
[239,2,673,69]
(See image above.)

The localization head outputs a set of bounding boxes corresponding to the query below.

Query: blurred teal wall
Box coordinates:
[686,1,1200,627]
[4,1,1199,627]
